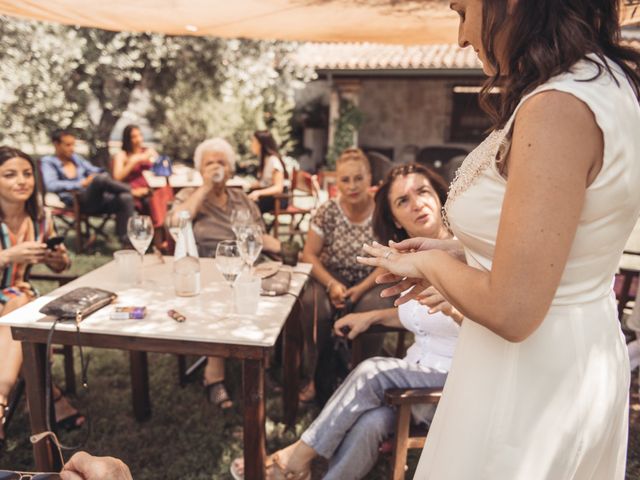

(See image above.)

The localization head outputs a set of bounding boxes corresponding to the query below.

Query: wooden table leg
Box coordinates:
[129,351,151,421]
[21,341,62,472]
[243,357,266,480]
[283,311,301,428]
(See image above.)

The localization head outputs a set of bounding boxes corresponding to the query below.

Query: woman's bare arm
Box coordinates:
[361,91,603,342]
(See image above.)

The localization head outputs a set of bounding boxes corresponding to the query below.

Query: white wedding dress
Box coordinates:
[414,56,640,479]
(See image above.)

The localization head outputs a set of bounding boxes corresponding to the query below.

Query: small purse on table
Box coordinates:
[39,287,117,322]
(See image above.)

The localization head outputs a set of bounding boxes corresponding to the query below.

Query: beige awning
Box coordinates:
[0,0,457,44]
[0,1,637,45]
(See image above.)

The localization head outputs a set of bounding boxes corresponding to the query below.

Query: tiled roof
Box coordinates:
[294,39,640,72]
[293,43,483,71]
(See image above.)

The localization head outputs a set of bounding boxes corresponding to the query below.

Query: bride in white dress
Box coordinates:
[359,1,640,478]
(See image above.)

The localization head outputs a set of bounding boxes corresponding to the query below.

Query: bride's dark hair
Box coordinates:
[480,0,640,128]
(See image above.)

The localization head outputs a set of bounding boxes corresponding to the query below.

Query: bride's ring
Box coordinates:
[384,250,392,259]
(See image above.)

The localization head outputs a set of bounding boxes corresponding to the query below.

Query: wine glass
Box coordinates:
[127,215,154,284]
[215,240,244,313]
[238,225,263,272]
[230,208,252,239]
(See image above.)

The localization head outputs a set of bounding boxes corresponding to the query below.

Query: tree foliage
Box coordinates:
[0,15,313,166]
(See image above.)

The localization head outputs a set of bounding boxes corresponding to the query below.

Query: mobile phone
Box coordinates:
[45,236,65,250]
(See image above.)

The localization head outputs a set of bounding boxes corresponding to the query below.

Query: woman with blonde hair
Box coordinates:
[297,147,393,403]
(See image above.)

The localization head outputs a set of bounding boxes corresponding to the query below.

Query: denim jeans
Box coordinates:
[301,356,447,480]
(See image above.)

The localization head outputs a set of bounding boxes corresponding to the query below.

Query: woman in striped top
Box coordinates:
[0,146,78,449]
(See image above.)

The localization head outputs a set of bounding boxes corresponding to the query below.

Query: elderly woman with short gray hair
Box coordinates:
[168,137,280,408]
[169,137,280,256]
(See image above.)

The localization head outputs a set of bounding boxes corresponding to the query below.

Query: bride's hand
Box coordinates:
[357,242,424,278]
[357,242,432,305]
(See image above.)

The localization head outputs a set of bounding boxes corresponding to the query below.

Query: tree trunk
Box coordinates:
[91,109,117,170]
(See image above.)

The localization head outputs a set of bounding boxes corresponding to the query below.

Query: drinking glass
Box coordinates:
[230,208,252,239]
[127,215,153,284]
[215,240,244,288]
[238,225,263,272]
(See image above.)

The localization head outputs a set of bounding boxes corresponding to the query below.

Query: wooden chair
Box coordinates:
[38,159,114,253]
[271,169,321,243]
[384,387,442,480]
[616,250,640,321]
[352,325,442,480]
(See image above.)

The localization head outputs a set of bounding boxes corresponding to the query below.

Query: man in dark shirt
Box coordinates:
[41,129,134,245]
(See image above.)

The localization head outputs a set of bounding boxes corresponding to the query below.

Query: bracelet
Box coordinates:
[326,280,335,293]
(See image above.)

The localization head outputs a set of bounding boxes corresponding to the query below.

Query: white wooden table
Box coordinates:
[0,256,311,479]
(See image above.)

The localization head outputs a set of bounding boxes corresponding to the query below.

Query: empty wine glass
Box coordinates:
[215,240,244,287]
[127,215,153,284]
[238,225,263,272]
[230,208,252,239]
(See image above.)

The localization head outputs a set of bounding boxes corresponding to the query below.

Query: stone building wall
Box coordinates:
[296,76,481,165]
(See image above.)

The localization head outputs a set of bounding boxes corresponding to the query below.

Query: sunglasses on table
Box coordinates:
[0,472,61,480]
[0,431,65,480]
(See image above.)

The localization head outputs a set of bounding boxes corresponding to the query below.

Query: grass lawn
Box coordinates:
[1,223,639,479]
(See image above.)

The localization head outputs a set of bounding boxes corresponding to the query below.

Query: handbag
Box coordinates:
[39,287,117,321]
[314,298,353,406]
[152,155,173,177]
[261,270,291,295]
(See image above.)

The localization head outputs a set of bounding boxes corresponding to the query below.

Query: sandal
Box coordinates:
[230,454,311,480]
[53,393,85,431]
[205,381,233,410]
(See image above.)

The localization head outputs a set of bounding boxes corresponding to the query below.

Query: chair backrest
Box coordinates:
[293,170,322,208]
[367,151,394,186]
[416,146,469,184]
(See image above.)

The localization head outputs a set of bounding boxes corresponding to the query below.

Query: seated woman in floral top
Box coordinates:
[299,148,393,402]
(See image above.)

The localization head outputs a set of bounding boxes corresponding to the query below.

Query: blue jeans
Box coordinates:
[301,356,447,480]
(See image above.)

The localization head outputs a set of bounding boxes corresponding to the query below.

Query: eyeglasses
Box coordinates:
[0,472,61,480]
[0,431,65,480]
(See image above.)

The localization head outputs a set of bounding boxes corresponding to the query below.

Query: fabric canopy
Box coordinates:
[0,1,638,45]
[0,0,458,44]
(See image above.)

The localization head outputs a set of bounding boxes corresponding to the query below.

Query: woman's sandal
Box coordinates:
[205,381,233,410]
[230,454,311,480]
[53,393,85,431]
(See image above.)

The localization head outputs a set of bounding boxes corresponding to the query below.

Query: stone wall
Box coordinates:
[358,78,468,160]
[295,76,481,165]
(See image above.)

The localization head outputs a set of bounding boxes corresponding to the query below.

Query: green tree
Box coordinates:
[0,16,312,167]
[148,38,313,163]
[0,16,183,166]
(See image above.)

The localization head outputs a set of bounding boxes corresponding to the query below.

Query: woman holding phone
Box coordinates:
[0,146,79,449]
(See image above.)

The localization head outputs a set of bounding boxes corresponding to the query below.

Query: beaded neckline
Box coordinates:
[442,120,514,230]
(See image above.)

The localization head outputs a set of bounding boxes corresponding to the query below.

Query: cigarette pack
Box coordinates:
[113,306,147,319]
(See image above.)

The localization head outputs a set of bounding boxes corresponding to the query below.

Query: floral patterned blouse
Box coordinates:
[310,198,375,286]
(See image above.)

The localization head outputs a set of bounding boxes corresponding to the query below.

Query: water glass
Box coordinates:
[113,250,141,286]
[234,273,261,315]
